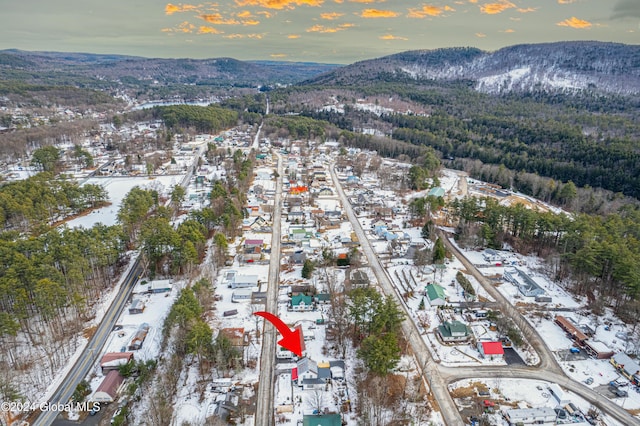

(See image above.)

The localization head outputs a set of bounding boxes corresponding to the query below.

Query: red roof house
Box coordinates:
[92,370,124,403]
[100,352,134,373]
[479,341,505,358]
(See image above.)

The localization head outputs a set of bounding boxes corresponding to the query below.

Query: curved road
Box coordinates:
[254,152,283,426]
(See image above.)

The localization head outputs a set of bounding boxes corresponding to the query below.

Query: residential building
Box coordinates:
[100,352,134,374]
[610,353,640,384]
[291,294,314,311]
[503,407,557,425]
[92,370,125,403]
[302,414,342,426]
[426,284,447,306]
[232,289,253,302]
[478,341,505,358]
[438,320,472,343]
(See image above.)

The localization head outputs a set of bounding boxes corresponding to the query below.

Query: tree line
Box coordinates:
[448,197,640,316]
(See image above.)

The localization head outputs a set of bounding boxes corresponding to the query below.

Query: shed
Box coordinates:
[548,384,571,406]
[128,298,145,314]
[148,280,172,293]
[92,370,124,403]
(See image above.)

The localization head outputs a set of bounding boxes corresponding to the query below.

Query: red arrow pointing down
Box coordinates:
[253,311,303,357]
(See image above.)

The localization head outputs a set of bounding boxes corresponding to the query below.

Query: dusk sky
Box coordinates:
[0,0,638,63]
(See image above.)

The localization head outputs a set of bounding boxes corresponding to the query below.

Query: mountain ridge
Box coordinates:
[305,41,640,95]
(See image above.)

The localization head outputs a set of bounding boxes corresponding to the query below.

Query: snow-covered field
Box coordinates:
[66,175,183,228]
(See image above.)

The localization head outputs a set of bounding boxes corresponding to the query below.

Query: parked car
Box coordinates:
[569,347,580,354]
[584,377,594,385]
[613,388,628,398]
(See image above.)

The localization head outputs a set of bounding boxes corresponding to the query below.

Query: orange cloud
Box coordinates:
[479,0,515,14]
[257,11,273,17]
[288,34,301,38]
[321,12,344,19]
[500,28,515,32]
[360,9,399,18]
[468,0,478,3]
[350,0,379,3]
[475,32,486,37]
[558,0,576,3]
[223,33,264,38]
[165,3,201,15]
[198,13,240,24]
[177,21,196,33]
[557,16,592,29]
[306,23,354,32]
[237,10,253,17]
[224,33,245,38]
[198,25,224,34]
[234,0,323,10]
[517,7,536,13]
[407,5,454,18]
[379,34,408,40]
[242,19,261,25]
[271,53,288,58]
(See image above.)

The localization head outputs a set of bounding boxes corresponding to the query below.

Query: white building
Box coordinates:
[503,407,557,425]
[231,289,253,302]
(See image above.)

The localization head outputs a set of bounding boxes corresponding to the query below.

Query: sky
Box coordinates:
[0,0,638,64]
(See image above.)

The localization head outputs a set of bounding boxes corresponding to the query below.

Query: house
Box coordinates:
[148,280,172,293]
[100,352,134,374]
[248,216,271,232]
[244,239,263,249]
[610,353,640,384]
[128,323,150,350]
[438,321,472,343]
[349,269,370,289]
[317,187,334,197]
[294,357,331,390]
[302,414,342,426]
[503,407,557,425]
[482,248,503,263]
[129,298,145,314]
[315,293,331,305]
[229,275,259,289]
[291,250,306,264]
[504,268,545,297]
[92,370,125,403]
[426,284,447,306]
[478,341,505,358]
[232,289,253,302]
[291,294,314,311]
[290,228,312,241]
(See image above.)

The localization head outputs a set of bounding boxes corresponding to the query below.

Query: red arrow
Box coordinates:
[253,311,303,357]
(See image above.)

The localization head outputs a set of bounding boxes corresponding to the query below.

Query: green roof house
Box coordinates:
[303,414,342,426]
[291,294,314,312]
[437,320,472,343]
[426,284,447,306]
[428,187,446,198]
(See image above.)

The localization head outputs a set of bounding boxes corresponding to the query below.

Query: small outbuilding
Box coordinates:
[92,370,125,403]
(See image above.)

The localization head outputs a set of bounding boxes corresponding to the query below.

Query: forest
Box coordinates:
[444,196,640,318]
[272,82,640,200]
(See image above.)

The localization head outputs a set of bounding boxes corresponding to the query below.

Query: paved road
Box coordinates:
[441,234,639,425]
[330,166,465,425]
[33,143,204,426]
[33,259,142,426]
[254,152,283,426]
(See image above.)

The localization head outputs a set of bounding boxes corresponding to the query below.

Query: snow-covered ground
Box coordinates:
[66,175,183,228]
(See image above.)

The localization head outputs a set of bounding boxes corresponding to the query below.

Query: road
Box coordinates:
[329,166,465,425]
[440,231,562,374]
[32,259,143,426]
[33,142,204,426]
[254,151,283,426]
[441,234,640,425]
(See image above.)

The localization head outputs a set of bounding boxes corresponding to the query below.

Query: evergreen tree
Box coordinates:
[433,237,446,264]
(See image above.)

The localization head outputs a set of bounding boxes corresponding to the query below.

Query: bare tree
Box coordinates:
[306,390,326,414]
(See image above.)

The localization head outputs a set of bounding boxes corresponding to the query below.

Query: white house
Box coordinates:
[231,289,253,302]
[503,407,557,425]
[230,275,259,289]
